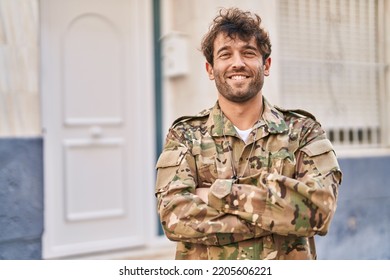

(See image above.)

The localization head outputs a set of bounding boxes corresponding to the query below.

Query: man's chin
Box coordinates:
[225,93,258,103]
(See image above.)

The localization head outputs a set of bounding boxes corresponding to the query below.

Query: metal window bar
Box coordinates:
[327,127,381,147]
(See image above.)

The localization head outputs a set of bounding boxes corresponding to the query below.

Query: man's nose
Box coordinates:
[231,54,245,68]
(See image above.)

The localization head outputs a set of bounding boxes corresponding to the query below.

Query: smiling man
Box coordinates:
[155,8,342,260]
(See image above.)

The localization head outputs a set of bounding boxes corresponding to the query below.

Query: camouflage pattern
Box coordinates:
[155,97,342,260]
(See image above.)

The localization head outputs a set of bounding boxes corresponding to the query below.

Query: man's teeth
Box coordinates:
[231,75,247,80]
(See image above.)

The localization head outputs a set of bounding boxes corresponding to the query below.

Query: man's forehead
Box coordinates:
[214,33,257,49]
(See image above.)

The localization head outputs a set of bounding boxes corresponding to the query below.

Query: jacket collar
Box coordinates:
[206,97,288,138]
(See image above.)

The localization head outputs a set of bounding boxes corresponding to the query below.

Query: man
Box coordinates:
[155,8,342,260]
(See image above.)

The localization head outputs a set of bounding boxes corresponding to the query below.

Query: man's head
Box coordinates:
[202,8,272,104]
[201,8,271,66]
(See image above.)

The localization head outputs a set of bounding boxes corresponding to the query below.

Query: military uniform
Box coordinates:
[155,98,342,260]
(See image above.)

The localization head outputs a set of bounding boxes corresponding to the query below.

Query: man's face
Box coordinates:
[206,33,270,103]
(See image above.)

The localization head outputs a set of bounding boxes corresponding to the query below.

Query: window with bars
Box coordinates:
[277,0,387,148]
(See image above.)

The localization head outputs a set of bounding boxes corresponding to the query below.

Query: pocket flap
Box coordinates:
[210,179,234,199]
[301,139,334,157]
[156,146,187,169]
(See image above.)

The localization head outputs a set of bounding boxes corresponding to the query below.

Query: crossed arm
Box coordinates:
[155,131,341,245]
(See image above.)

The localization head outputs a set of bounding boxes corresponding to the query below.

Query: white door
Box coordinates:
[40,0,155,259]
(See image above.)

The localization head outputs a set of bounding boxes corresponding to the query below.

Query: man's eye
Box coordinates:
[244,51,256,57]
[219,53,230,58]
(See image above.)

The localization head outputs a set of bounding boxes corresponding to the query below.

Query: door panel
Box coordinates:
[63,14,123,124]
[64,140,125,222]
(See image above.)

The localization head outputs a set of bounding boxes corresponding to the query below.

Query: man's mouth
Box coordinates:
[228,74,250,80]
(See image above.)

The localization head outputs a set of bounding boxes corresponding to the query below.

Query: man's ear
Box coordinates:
[205,62,215,80]
[264,57,271,76]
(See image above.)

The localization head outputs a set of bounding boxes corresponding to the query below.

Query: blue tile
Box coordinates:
[0,238,42,260]
[338,157,390,201]
[316,197,390,259]
[0,138,43,259]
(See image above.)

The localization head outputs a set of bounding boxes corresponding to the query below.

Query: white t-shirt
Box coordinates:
[234,126,252,144]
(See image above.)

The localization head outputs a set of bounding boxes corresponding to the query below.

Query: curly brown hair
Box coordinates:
[201,8,272,66]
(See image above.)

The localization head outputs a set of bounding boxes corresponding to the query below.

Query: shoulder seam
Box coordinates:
[274,106,317,121]
[171,110,211,127]
[172,116,199,127]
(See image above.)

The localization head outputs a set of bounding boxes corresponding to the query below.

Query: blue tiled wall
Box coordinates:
[0,138,44,259]
[316,156,390,260]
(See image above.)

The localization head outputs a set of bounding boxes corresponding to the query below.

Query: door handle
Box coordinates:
[89,126,103,138]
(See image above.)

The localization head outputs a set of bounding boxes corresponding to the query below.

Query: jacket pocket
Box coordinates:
[155,146,188,193]
[192,142,218,187]
[268,149,295,176]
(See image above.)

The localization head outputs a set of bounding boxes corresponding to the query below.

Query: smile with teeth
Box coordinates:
[230,75,249,80]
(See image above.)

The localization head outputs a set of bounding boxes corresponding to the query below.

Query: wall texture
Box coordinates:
[0,0,40,136]
[0,138,43,259]
[316,156,390,260]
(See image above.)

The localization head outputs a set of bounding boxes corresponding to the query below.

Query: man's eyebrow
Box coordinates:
[216,44,259,55]
[242,45,259,52]
[216,46,230,55]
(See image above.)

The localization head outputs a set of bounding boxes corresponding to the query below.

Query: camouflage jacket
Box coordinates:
[155,98,342,260]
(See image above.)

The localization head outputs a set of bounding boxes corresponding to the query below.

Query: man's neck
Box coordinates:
[218,93,263,130]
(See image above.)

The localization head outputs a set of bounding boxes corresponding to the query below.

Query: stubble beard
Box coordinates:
[214,69,264,104]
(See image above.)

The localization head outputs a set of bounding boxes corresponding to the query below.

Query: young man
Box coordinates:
[155,8,342,260]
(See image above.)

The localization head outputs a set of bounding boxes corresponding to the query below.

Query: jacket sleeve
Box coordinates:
[207,125,342,237]
[155,134,269,246]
